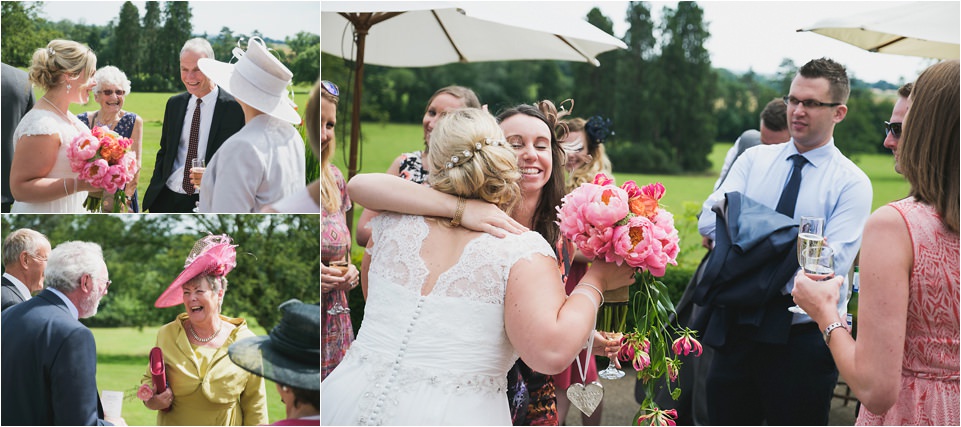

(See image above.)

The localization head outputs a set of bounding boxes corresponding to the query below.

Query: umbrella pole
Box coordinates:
[346,19,370,232]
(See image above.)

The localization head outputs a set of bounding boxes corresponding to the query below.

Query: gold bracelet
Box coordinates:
[450,197,466,227]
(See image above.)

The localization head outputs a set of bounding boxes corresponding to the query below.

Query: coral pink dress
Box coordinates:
[856,198,960,425]
[321,165,354,380]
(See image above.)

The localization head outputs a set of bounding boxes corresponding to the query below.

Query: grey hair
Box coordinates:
[2,229,50,266]
[91,65,131,94]
[44,242,105,293]
[180,38,215,60]
[191,274,228,293]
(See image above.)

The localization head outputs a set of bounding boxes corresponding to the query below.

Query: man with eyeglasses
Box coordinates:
[884,83,913,174]
[1,228,51,311]
[1,241,124,425]
[697,57,872,425]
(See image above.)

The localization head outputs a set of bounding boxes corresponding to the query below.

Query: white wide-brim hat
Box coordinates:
[198,37,301,124]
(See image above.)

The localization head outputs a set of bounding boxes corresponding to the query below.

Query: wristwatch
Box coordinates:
[822,321,845,345]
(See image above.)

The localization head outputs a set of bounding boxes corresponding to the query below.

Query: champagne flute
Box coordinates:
[191,158,205,213]
[797,216,825,266]
[789,246,835,314]
[326,260,351,315]
[596,286,629,380]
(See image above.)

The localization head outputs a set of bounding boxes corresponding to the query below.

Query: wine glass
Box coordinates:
[326,260,352,315]
[596,287,629,380]
[789,246,835,314]
[796,216,825,266]
[191,158,205,213]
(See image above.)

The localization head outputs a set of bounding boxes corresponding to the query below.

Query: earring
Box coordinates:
[66,83,72,94]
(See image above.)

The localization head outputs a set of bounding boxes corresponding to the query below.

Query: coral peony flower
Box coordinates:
[592,173,614,186]
[68,132,100,165]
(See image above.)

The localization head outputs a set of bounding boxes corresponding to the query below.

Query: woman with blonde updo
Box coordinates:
[322,108,635,425]
[9,39,100,213]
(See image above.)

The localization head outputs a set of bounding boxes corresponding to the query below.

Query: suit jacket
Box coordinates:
[142,88,244,212]
[1,275,27,311]
[1,289,110,425]
[691,191,800,349]
[2,63,36,205]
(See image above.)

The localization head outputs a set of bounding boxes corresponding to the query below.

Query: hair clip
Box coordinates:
[445,138,506,169]
[47,47,56,56]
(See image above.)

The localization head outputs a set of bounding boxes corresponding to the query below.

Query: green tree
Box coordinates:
[656,1,715,172]
[159,1,192,82]
[1,2,62,67]
[286,32,320,85]
[111,1,142,74]
[213,26,237,62]
[570,7,619,120]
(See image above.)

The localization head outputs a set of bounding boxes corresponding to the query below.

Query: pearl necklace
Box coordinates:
[186,320,222,343]
[40,96,71,120]
[95,111,123,129]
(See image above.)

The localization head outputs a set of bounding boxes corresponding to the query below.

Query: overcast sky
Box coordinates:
[32,0,319,41]
[560,1,946,84]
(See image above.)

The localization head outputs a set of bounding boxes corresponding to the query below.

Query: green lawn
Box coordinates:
[91,319,288,425]
[332,122,910,266]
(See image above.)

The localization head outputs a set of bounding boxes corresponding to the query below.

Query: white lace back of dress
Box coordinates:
[368,213,556,304]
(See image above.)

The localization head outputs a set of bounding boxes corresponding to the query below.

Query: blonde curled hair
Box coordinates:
[29,39,97,92]
[320,82,341,213]
[427,108,521,214]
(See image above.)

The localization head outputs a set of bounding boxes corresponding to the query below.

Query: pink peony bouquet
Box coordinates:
[67,126,139,212]
[556,173,679,276]
[558,173,701,426]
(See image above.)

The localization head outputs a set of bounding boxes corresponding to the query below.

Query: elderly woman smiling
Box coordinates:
[139,234,268,425]
[77,65,143,212]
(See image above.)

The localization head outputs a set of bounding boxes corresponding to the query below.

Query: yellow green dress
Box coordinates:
[143,313,268,425]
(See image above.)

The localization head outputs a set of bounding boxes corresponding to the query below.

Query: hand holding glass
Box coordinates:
[596,287,629,380]
[789,246,835,315]
[326,261,352,315]
[190,158,206,190]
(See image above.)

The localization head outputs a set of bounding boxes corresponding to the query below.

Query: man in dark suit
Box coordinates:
[142,38,244,212]
[2,228,51,311]
[1,241,121,425]
[2,62,36,213]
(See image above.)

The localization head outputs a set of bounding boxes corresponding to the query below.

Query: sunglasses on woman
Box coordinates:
[99,89,125,96]
[321,80,339,97]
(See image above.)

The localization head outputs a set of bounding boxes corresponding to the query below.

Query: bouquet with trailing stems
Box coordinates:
[67,125,139,213]
[556,173,702,426]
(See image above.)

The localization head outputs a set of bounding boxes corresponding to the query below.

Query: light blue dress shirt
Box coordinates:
[47,287,80,320]
[698,139,873,323]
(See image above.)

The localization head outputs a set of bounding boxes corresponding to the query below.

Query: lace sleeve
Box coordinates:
[14,111,62,141]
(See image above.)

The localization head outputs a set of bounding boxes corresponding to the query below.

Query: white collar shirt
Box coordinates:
[166,86,221,193]
[47,286,80,320]
[2,272,31,301]
[698,138,873,323]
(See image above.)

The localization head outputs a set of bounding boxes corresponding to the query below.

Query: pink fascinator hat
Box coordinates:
[155,234,237,308]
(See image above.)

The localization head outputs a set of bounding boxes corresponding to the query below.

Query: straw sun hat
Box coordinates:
[198,37,300,124]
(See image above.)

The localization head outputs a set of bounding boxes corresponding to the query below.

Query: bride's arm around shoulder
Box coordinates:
[504,245,635,375]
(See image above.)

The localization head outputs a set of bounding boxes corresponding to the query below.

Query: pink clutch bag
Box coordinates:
[149,346,167,393]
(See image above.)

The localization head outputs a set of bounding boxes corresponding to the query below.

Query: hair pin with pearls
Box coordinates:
[445,137,507,169]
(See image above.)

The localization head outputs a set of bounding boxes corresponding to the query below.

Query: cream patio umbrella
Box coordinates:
[321,1,627,208]
[797,2,960,60]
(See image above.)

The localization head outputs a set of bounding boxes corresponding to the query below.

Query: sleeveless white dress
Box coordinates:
[10,109,88,213]
[321,213,556,426]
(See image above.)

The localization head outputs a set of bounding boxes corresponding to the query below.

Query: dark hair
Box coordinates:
[281,383,319,411]
[496,101,566,247]
[898,82,914,99]
[798,57,850,103]
[760,98,787,132]
[899,59,959,233]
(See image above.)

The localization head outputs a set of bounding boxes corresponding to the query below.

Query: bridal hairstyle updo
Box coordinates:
[29,39,97,92]
[427,108,521,214]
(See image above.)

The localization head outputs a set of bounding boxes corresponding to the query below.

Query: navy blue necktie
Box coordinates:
[775,154,808,218]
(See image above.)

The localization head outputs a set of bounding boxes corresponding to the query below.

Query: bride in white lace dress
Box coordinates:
[321,109,635,425]
[9,40,99,213]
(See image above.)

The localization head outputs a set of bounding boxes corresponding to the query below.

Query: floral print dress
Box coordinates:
[322,164,354,380]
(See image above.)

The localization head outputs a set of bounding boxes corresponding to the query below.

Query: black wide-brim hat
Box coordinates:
[228,299,320,390]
